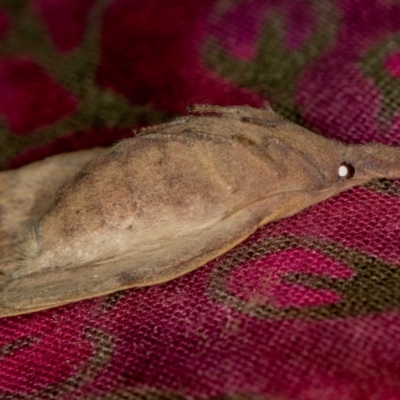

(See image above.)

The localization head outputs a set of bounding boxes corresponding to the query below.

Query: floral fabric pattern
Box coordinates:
[1,1,400,399]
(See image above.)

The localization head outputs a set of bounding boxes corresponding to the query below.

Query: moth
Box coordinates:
[0,104,399,318]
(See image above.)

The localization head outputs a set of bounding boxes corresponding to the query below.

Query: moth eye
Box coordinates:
[338,162,355,179]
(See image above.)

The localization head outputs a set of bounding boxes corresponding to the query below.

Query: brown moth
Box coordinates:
[0,104,399,318]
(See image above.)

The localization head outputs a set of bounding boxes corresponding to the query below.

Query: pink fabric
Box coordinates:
[1,0,400,398]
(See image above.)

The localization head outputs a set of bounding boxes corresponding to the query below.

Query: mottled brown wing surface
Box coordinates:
[1,105,398,318]
[0,124,288,316]
[0,149,107,314]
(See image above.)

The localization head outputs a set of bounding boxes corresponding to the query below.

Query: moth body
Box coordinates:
[0,105,399,317]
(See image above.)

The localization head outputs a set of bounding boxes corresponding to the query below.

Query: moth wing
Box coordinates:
[139,104,285,137]
[0,195,283,317]
[0,148,107,234]
[0,149,107,299]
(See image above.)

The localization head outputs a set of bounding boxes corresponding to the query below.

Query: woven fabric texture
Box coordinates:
[1,0,400,399]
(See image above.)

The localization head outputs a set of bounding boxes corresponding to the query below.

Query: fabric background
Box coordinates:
[0,0,400,399]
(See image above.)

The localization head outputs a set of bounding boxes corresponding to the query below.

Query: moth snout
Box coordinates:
[342,143,400,182]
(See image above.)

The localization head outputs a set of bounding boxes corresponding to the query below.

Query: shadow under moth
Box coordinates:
[0,104,399,318]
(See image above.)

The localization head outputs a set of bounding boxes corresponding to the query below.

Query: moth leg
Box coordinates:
[189,103,285,123]
[137,117,192,136]
[189,104,246,116]
[241,117,289,128]
[189,104,266,119]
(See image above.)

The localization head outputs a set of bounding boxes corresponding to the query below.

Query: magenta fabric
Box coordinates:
[1,1,400,399]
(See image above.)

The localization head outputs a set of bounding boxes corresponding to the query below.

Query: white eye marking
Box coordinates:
[338,162,355,179]
[338,165,349,177]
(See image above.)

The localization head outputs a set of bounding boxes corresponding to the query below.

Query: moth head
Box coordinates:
[340,143,400,182]
[260,123,360,192]
[260,125,378,203]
